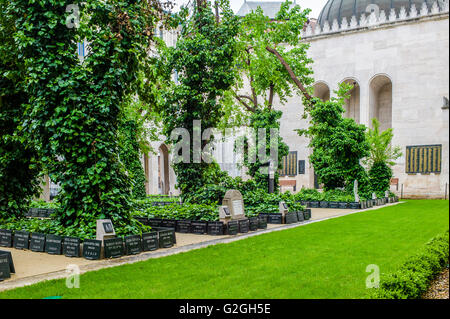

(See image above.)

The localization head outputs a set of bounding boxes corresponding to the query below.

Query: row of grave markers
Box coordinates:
[0,228,176,263]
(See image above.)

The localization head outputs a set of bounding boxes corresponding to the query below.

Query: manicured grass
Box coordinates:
[0,200,448,299]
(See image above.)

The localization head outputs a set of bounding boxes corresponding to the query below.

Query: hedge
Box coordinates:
[369,230,449,299]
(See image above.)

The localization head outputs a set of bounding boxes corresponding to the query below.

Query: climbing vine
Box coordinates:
[3,0,171,234]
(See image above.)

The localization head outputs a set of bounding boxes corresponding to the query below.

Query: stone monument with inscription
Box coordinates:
[222,190,246,221]
[96,219,116,242]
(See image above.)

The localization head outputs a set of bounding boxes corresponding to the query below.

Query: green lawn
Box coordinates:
[1,200,448,299]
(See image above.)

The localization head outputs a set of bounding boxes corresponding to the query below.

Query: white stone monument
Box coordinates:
[353,180,360,202]
[222,190,246,220]
[96,219,116,242]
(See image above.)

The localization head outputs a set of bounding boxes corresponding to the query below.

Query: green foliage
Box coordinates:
[118,118,147,199]
[365,118,402,197]
[133,203,218,222]
[0,0,41,219]
[298,83,371,195]
[370,230,449,299]
[369,161,393,198]
[160,0,240,196]
[366,118,402,167]
[3,0,168,232]
[293,188,355,202]
[241,110,289,191]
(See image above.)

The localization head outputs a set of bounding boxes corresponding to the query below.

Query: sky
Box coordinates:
[172,0,329,19]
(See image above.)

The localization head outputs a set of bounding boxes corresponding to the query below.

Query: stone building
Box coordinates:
[41,0,449,199]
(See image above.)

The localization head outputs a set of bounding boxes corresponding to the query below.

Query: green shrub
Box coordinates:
[369,161,393,198]
[133,203,219,222]
[370,230,449,299]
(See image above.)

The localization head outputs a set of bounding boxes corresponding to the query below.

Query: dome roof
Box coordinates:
[317,0,438,28]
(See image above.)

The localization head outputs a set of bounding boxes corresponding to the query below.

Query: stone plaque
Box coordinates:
[82,239,102,260]
[158,230,174,248]
[125,235,142,255]
[176,220,191,233]
[63,237,81,257]
[0,254,11,281]
[0,229,13,247]
[104,237,124,259]
[222,190,246,220]
[142,232,159,251]
[238,219,249,233]
[30,233,46,252]
[13,231,30,250]
[45,234,62,255]
[285,212,299,224]
[96,219,116,241]
[219,206,231,220]
[191,221,207,234]
[249,217,259,231]
[207,222,224,236]
[227,220,239,235]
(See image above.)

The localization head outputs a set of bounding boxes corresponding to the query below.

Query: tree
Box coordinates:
[227,1,313,189]
[366,118,402,196]
[0,0,41,219]
[298,84,372,196]
[160,0,240,197]
[5,0,171,236]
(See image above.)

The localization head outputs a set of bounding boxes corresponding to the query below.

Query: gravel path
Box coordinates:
[422,267,449,299]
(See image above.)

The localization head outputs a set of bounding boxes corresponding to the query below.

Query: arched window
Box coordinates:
[370,74,392,131]
[342,78,361,124]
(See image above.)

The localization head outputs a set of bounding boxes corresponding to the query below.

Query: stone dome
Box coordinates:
[317,0,441,28]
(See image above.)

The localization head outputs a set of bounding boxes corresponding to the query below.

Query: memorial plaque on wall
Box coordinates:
[207,222,224,235]
[176,220,191,233]
[125,235,142,255]
[0,254,11,281]
[13,231,30,250]
[104,237,124,258]
[0,250,15,274]
[142,232,158,251]
[82,239,102,260]
[238,219,249,233]
[45,234,62,255]
[158,230,174,248]
[63,237,81,257]
[227,221,239,235]
[0,229,13,247]
[285,212,298,224]
[191,221,207,234]
[30,233,46,252]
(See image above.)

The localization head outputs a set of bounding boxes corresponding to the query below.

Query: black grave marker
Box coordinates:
[13,231,29,250]
[0,229,12,248]
[238,219,249,233]
[297,211,305,222]
[303,209,312,220]
[285,212,299,224]
[125,235,142,255]
[0,250,15,274]
[30,233,46,252]
[207,221,224,235]
[82,239,102,260]
[227,221,239,235]
[142,232,159,251]
[0,254,11,281]
[176,220,192,233]
[104,237,124,258]
[158,230,174,248]
[161,219,177,229]
[148,218,163,228]
[249,217,259,231]
[268,213,282,224]
[63,237,81,257]
[45,234,62,255]
[102,222,114,234]
[258,215,268,229]
[191,221,207,234]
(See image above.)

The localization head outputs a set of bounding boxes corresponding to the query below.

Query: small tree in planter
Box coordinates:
[365,119,402,197]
